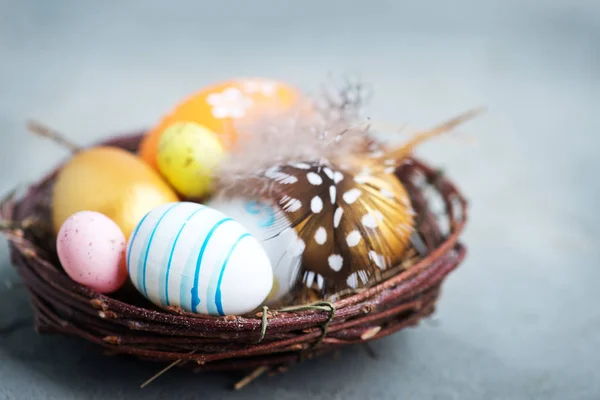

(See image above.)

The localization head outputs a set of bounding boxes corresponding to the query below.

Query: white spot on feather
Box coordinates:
[316,274,324,289]
[311,196,323,213]
[369,251,386,269]
[315,227,327,245]
[277,174,298,184]
[305,271,315,287]
[343,188,362,204]
[346,273,358,288]
[329,185,337,204]
[333,171,344,184]
[306,172,323,185]
[346,230,361,247]
[265,167,297,184]
[280,195,302,212]
[362,214,378,229]
[323,167,334,180]
[328,254,343,271]
[265,166,280,179]
[292,162,311,169]
[362,210,384,229]
[333,207,344,228]
[358,270,369,284]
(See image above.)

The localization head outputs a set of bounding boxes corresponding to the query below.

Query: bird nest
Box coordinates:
[0,131,468,388]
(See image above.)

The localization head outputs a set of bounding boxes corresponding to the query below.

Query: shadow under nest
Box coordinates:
[0,131,468,385]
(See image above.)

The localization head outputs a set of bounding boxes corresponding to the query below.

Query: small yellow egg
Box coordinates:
[156,122,224,198]
[52,146,179,239]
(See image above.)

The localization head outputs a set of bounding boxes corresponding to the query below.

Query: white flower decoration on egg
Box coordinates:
[206,87,253,119]
[240,79,278,96]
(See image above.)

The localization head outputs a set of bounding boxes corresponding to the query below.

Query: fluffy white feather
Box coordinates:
[213,81,379,199]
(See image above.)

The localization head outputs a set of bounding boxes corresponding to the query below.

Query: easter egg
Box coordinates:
[139,77,303,170]
[52,146,179,239]
[205,197,303,303]
[126,202,273,315]
[156,122,224,198]
[56,211,128,293]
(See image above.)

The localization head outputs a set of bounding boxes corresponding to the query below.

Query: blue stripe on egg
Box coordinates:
[137,203,181,297]
[205,235,230,316]
[160,205,207,306]
[189,217,233,313]
[214,233,251,316]
[127,210,151,274]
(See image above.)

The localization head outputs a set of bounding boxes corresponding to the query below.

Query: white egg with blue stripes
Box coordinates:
[126,202,273,316]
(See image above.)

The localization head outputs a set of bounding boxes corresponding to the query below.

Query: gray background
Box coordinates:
[1,0,599,399]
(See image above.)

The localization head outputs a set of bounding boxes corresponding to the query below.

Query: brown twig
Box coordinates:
[234,366,269,390]
[0,216,39,234]
[26,120,81,153]
[140,359,185,388]
[0,220,21,231]
[378,107,485,162]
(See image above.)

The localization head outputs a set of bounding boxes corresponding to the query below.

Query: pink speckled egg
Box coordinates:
[56,210,128,293]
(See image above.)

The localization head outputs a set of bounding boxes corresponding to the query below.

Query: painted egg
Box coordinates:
[205,197,304,303]
[56,211,128,293]
[126,202,273,315]
[138,77,303,170]
[156,121,224,198]
[52,146,179,239]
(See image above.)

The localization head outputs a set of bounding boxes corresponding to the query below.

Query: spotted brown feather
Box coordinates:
[257,159,415,296]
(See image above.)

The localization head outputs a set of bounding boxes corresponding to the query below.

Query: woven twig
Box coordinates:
[0,132,469,379]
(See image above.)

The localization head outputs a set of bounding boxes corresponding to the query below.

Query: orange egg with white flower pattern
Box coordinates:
[139,78,304,170]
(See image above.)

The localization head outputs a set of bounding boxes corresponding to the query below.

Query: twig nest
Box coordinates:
[0,131,470,377]
[1,78,478,380]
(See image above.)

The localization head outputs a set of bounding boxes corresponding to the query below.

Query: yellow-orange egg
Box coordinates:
[139,78,304,170]
[52,146,179,239]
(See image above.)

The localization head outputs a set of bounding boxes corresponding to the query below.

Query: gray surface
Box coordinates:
[1,1,599,399]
